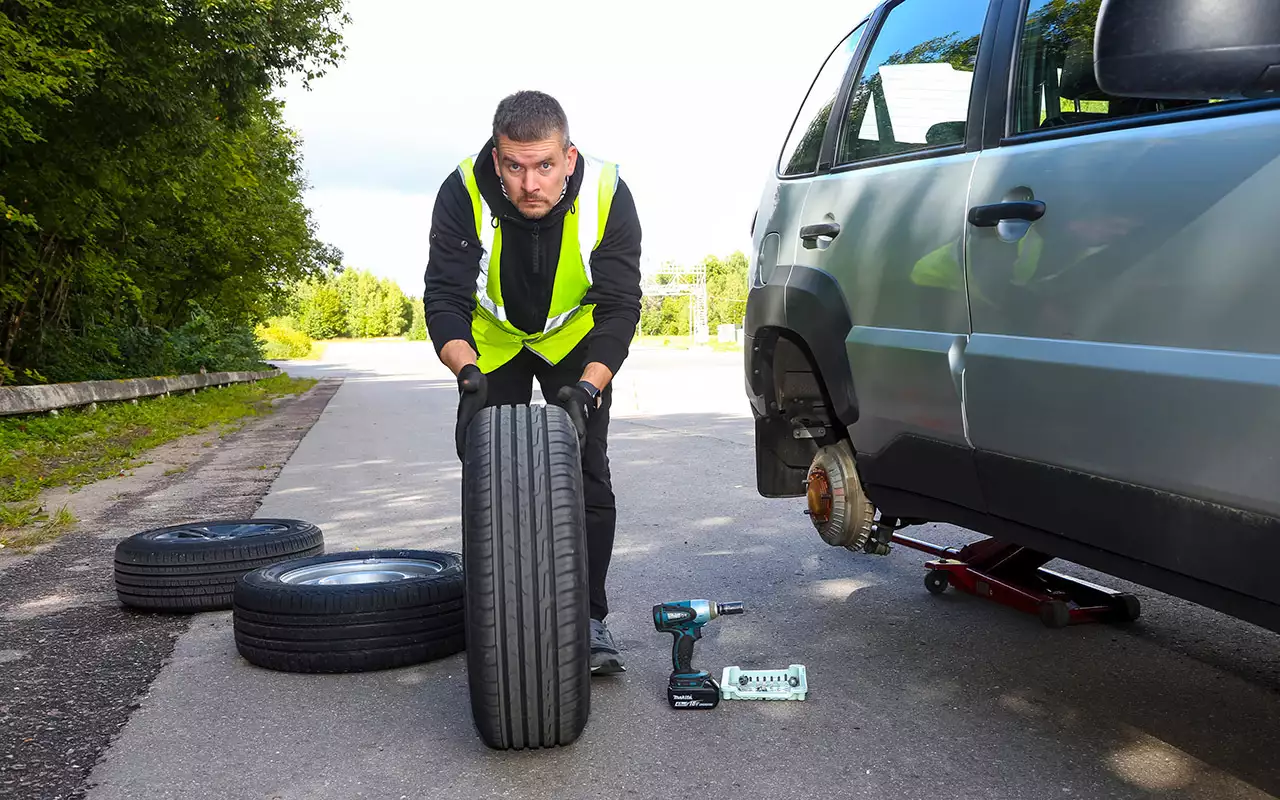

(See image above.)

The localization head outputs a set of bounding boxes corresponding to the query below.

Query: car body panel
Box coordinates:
[966,108,1280,522]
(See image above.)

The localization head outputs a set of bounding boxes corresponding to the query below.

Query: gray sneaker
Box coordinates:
[589,618,625,675]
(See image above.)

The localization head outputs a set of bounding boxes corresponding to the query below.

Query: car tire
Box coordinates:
[462,403,592,751]
[232,549,465,674]
[114,519,324,612]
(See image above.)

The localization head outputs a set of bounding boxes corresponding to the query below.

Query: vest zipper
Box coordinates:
[531,227,540,275]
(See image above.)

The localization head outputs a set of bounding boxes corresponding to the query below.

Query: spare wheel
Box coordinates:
[462,403,592,751]
[114,519,323,612]
[233,549,465,674]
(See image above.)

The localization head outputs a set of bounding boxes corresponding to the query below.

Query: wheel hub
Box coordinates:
[806,468,833,524]
[803,442,876,552]
[154,522,290,541]
[278,557,446,586]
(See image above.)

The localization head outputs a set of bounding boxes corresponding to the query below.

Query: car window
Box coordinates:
[1012,0,1228,134]
[778,24,866,177]
[835,0,989,166]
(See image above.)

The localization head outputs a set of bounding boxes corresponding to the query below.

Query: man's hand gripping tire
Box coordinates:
[455,364,488,460]
[555,382,598,451]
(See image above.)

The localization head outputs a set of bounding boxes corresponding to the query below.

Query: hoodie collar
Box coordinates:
[473,137,585,229]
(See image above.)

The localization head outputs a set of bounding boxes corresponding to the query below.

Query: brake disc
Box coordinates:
[805,441,875,552]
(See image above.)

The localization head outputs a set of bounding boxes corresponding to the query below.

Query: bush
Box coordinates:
[168,309,267,373]
[22,310,266,384]
[257,323,313,360]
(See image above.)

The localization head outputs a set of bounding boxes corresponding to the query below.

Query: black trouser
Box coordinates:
[473,341,617,621]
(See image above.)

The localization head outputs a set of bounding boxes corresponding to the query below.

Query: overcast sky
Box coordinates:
[274,0,879,296]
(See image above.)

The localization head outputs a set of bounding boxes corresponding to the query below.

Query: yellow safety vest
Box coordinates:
[458,153,620,373]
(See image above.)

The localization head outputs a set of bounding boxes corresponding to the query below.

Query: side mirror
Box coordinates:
[1094,0,1280,100]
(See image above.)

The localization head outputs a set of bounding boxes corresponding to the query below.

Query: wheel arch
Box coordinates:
[745,265,861,497]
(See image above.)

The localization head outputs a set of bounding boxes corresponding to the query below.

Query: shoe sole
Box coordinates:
[590,654,626,675]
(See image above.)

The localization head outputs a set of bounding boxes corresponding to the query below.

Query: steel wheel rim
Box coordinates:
[154,522,290,541]
[277,557,445,586]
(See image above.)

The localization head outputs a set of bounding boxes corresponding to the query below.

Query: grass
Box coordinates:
[0,503,78,552]
[633,334,743,353]
[0,374,316,508]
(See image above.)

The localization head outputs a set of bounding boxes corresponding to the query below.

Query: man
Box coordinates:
[423,90,642,675]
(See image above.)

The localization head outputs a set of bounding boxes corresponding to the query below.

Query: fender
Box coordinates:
[745,264,859,429]
[744,264,859,497]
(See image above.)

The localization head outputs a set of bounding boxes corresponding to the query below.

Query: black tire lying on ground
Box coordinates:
[114,519,324,612]
[233,549,465,673]
[462,403,592,751]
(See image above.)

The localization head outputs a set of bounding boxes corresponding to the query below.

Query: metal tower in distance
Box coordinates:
[638,258,709,343]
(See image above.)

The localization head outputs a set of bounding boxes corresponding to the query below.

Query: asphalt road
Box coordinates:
[85,341,1280,800]
[0,379,341,800]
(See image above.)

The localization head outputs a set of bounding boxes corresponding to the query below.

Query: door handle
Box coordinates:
[799,222,841,240]
[799,222,841,249]
[967,201,1046,228]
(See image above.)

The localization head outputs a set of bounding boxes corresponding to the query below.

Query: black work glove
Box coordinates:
[555,382,598,451]
[455,364,487,460]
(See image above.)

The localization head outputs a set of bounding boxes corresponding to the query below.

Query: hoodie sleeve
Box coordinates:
[423,169,480,358]
[582,177,643,376]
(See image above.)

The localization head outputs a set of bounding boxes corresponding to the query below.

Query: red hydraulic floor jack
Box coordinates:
[871,519,1142,628]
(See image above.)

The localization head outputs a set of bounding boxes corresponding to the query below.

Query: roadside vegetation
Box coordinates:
[0,375,315,551]
[256,267,429,360]
[0,1,350,386]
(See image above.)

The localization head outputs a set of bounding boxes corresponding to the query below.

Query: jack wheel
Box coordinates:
[924,570,949,595]
[1111,593,1141,623]
[1039,599,1071,629]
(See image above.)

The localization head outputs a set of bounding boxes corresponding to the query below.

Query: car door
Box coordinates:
[964,0,1280,603]
[750,20,869,301]
[792,0,999,512]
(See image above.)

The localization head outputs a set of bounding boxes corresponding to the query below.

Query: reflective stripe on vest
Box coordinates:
[457,152,619,371]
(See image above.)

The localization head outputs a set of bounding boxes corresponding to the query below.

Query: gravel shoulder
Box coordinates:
[0,377,341,800]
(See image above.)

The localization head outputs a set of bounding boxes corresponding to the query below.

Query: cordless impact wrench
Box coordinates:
[652,600,745,709]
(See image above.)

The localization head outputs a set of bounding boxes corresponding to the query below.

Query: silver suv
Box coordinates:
[744,0,1280,632]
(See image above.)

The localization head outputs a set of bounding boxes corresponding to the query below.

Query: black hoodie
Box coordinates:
[422,138,643,376]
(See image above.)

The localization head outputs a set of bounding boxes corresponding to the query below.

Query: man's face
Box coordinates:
[492,134,577,220]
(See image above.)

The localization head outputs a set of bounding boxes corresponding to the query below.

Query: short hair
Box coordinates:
[492,90,570,149]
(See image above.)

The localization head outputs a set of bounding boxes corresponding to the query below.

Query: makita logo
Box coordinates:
[672,694,693,701]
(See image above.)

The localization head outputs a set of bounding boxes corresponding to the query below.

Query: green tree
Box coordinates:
[0,0,349,382]
[294,275,347,339]
[374,276,410,337]
[704,251,749,329]
[405,297,427,341]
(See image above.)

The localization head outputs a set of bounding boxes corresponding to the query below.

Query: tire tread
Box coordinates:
[464,404,590,750]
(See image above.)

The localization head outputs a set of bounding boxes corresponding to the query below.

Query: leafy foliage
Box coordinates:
[405,297,427,341]
[1029,0,1102,57]
[292,275,347,339]
[257,319,313,359]
[276,267,413,340]
[885,31,981,71]
[0,0,349,384]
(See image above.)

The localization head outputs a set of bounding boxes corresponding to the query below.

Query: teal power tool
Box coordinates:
[652,600,745,709]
